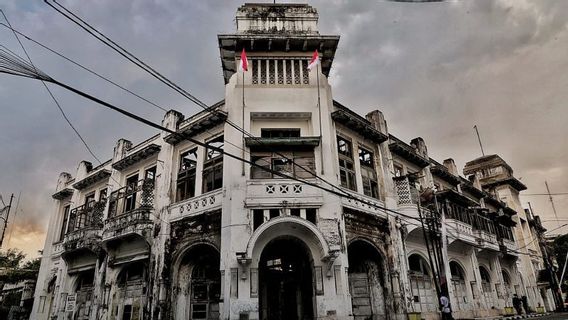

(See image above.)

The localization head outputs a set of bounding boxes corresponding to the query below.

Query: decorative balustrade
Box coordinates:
[393,177,418,206]
[499,238,518,256]
[446,218,476,245]
[245,180,323,207]
[170,189,223,220]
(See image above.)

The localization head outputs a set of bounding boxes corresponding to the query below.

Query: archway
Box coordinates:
[408,253,436,312]
[479,266,494,307]
[45,276,57,317]
[502,269,513,306]
[114,261,147,320]
[174,244,221,320]
[73,270,95,320]
[259,236,314,320]
[347,240,387,319]
[449,261,467,311]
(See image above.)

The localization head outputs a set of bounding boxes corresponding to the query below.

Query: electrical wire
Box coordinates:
[0,22,167,112]
[43,0,356,203]
[1,9,102,165]
[0,21,276,174]
[3,6,548,262]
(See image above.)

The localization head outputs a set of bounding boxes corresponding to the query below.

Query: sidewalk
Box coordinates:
[473,313,551,320]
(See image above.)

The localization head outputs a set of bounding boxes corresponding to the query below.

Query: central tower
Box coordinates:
[216,3,346,320]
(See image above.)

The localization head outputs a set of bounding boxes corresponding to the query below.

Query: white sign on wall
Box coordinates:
[65,294,76,312]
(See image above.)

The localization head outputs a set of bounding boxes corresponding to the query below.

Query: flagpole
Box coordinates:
[242,64,245,176]
[316,58,324,175]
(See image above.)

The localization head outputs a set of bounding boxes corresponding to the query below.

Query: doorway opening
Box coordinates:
[348,240,387,319]
[259,236,314,320]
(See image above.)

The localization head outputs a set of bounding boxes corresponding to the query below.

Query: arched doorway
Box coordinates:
[73,270,95,320]
[502,269,513,306]
[259,236,314,320]
[479,266,494,308]
[174,244,221,320]
[408,254,436,312]
[449,261,467,311]
[347,240,387,319]
[115,261,147,320]
[45,276,57,317]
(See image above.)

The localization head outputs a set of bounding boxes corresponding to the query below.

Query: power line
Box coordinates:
[43,0,355,203]
[0,22,167,112]
[0,9,102,165]
[0,21,266,173]
[0,52,425,224]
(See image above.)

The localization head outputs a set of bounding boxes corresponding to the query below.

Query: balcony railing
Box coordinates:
[63,200,104,253]
[66,201,105,234]
[104,179,154,241]
[108,178,155,217]
[393,176,418,206]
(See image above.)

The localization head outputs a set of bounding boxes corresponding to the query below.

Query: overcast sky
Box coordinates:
[1,0,567,258]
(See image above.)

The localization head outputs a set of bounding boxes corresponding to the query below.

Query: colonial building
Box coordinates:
[31,3,554,320]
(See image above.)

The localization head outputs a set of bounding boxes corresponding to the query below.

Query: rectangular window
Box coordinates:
[59,205,70,241]
[269,209,279,219]
[359,148,379,199]
[124,174,139,213]
[337,136,356,191]
[122,305,132,320]
[251,151,315,179]
[177,148,198,201]
[203,136,224,193]
[145,166,157,182]
[306,208,317,224]
[260,128,301,138]
[98,188,107,202]
[84,193,95,207]
[253,209,264,230]
[394,163,404,177]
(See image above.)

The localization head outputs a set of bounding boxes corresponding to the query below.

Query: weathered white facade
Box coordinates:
[31,3,554,320]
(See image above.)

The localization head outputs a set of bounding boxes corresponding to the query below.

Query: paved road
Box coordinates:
[539,313,568,319]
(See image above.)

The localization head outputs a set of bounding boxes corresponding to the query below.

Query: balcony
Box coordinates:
[446,218,476,246]
[245,180,323,207]
[103,179,154,242]
[474,229,499,251]
[170,189,223,221]
[499,238,518,257]
[62,201,104,255]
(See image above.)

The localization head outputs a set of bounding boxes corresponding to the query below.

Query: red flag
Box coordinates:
[239,48,248,72]
[307,49,319,70]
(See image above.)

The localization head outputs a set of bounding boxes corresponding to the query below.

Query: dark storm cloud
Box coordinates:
[1,0,567,257]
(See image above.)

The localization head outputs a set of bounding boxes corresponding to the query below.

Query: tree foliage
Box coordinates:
[0,249,40,283]
[551,234,568,290]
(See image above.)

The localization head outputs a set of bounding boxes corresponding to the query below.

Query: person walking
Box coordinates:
[513,294,523,315]
[521,295,530,314]
[440,290,453,320]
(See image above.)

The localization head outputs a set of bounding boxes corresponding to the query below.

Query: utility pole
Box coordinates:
[545,181,559,221]
[529,204,564,311]
[0,193,14,248]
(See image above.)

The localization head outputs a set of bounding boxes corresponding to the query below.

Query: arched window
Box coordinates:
[408,254,436,312]
[449,261,467,311]
[408,254,430,276]
[502,270,511,286]
[479,266,494,307]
